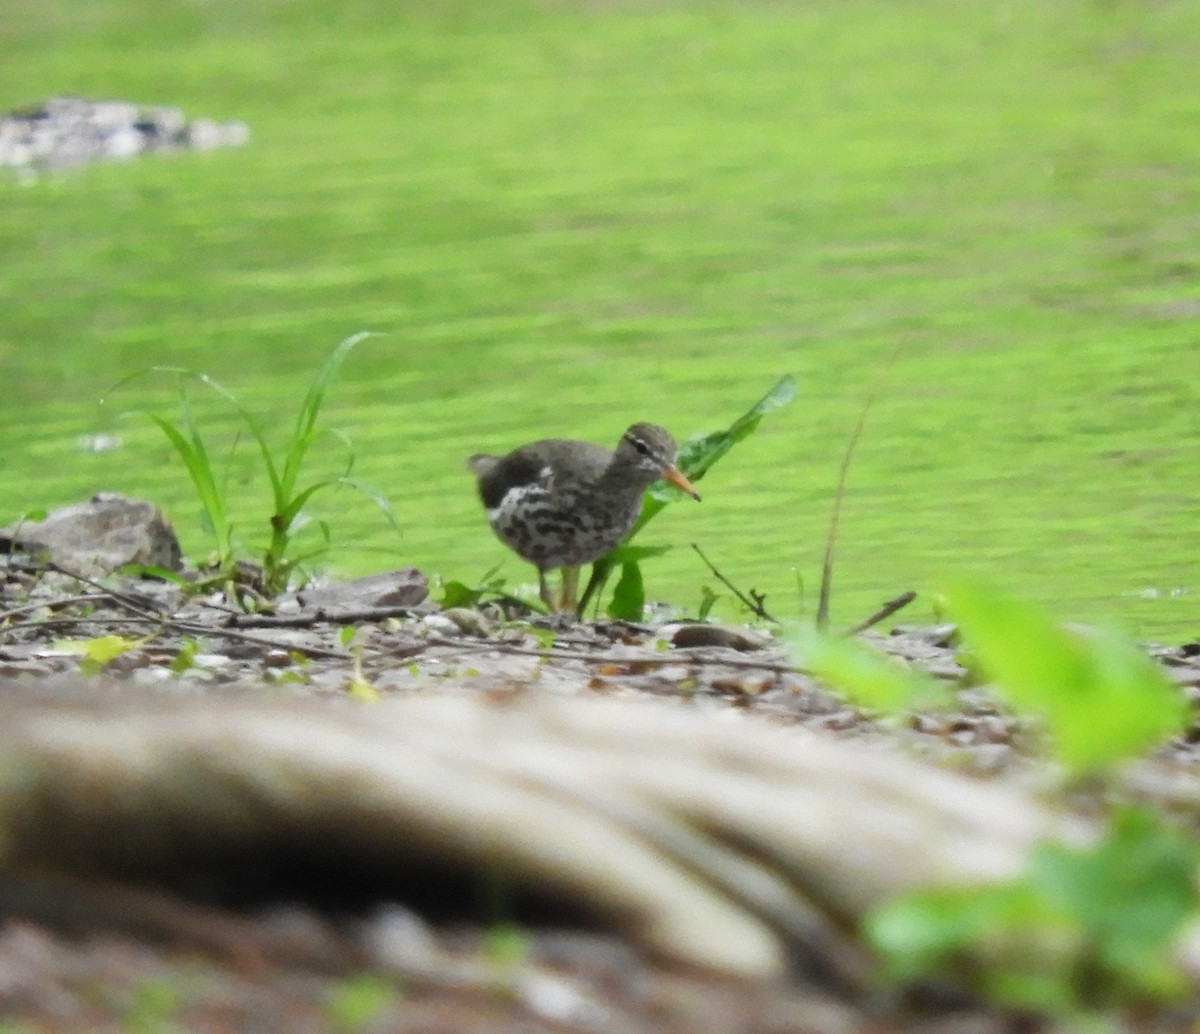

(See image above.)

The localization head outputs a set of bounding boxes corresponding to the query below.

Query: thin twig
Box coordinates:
[841,591,917,637]
[421,635,804,674]
[690,544,778,623]
[14,565,349,661]
[815,346,902,632]
[0,593,111,624]
[220,605,425,629]
[0,615,153,635]
[176,622,348,659]
[44,564,171,622]
[167,615,349,660]
[3,612,349,661]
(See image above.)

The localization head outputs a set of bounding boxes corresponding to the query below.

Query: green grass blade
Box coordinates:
[125,365,285,501]
[294,331,372,440]
[273,476,398,535]
[280,331,372,497]
[115,340,391,605]
[336,476,400,531]
[273,479,335,533]
[147,413,231,559]
[192,371,284,502]
[606,543,673,564]
[723,372,798,442]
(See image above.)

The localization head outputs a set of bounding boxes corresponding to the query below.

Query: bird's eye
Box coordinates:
[629,435,651,456]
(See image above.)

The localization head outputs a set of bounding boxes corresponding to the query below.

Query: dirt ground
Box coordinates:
[1,561,1198,1033]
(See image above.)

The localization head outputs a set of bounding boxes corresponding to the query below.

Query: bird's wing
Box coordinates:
[474,450,553,510]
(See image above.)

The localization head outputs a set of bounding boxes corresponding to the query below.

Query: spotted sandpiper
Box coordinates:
[468,423,701,614]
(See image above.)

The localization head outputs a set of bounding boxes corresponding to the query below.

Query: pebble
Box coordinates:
[666,623,771,652]
[421,614,463,637]
[438,608,492,637]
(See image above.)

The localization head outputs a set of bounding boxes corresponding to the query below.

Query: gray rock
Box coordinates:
[0,96,249,174]
[291,568,428,610]
[2,493,181,577]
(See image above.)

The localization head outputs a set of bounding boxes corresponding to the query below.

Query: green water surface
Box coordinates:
[1,0,1197,639]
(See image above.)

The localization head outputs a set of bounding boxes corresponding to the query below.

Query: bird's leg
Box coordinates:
[537,569,557,611]
[559,566,581,616]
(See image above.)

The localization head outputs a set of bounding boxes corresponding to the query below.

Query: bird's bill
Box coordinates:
[663,465,701,501]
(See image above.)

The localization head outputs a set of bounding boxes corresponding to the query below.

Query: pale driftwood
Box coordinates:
[0,679,1090,982]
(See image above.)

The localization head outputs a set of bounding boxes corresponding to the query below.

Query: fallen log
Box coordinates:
[0,677,1094,987]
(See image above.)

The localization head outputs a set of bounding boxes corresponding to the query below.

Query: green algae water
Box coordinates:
[1,0,1197,640]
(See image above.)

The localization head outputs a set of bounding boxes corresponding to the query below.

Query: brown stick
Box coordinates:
[842,590,917,637]
[690,544,778,623]
[419,635,805,674]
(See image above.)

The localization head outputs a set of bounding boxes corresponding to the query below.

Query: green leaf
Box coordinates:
[944,578,1187,774]
[283,332,372,497]
[871,807,1200,1015]
[336,475,400,531]
[169,639,199,674]
[725,371,798,439]
[634,374,795,525]
[870,878,1089,1016]
[605,542,673,564]
[606,560,646,620]
[1028,809,1197,1001]
[118,564,188,586]
[121,977,185,1032]
[274,478,337,532]
[528,626,558,649]
[147,412,231,560]
[54,634,145,675]
[869,881,1044,984]
[793,627,950,712]
[439,580,483,608]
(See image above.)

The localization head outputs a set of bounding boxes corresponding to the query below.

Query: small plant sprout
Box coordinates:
[868,808,1200,1021]
[169,638,200,675]
[437,564,515,611]
[111,333,398,604]
[802,578,1198,1025]
[53,633,150,677]
[324,974,399,1032]
[484,922,531,976]
[340,625,378,701]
